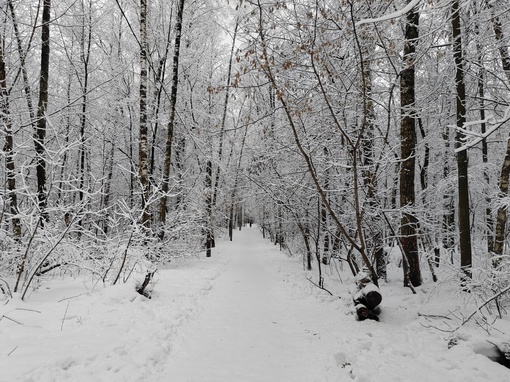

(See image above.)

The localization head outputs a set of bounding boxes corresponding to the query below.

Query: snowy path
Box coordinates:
[3,226,509,381]
[156,227,332,382]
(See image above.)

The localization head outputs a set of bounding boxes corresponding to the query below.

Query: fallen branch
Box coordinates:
[454,284,510,331]
[0,315,23,325]
[15,308,41,313]
[61,301,70,331]
[7,346,18,356]
[306,276,334,296]
[418,312,452,320]
[58,292,90,303]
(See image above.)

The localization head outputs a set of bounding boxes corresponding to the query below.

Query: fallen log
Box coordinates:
[353,272,382,321]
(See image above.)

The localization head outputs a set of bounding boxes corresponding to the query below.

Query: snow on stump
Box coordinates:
[353,272,382,321]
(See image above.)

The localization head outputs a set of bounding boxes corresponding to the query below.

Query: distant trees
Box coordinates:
[233,0,510,293]
[0,0,238,298]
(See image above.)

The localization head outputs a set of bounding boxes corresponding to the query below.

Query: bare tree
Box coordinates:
[34,0,52,221]
[451,0,472,279]
[159,0,186,235]
[400,1,422,287]
[139,0,150,227]
[0,33,21,238]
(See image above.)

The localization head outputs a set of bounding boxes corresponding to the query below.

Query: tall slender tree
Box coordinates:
[451,0,472,279]
[400,1,421,287]
[159,0,186,235]
[0,33,21,238]
[34,0,52,221]
[139,0,150,227]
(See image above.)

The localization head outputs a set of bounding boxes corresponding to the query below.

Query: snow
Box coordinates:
[1,226,509,381]
[356,0,422,27]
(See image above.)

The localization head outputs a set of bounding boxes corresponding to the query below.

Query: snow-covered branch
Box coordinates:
[356,0,422,26]
[455,105,510,153]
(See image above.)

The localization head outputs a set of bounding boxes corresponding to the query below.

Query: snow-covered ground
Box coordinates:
[1,226,509,381]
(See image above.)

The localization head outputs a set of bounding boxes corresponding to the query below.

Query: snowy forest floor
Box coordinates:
[1,226,509,381]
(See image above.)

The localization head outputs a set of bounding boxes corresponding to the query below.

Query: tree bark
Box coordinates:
[8,0,37,127]
[212,20,238,209]
[492,136,510,266]
[0,33,21,238]
[487,0,510,266]
[34,0,52,221]
[205,160,213,257]
[139,0,151,228]
[159,0,186,233]
[487,1,510,84]
[451,0,472,278]
[475,25,492,253]
[400,2,421,287]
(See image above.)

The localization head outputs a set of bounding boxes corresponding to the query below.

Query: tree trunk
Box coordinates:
[487,1,510,84]
[139,0,150,228]
[159,0,185,233]
[487,0,510,266]
[212,21,238,209]
[8,0,37,127]
[78,0,92,205]
[228,125,249,242]
[205,160,213,257]
[0,33,21,238]
[451,0,472,279]
[400,2,421,287]
[102,142,115,235]
[442,127,455,258]
[359,23,385,281]
[492,136,510,266]
[34,0,51,221]
[476,28,492,253]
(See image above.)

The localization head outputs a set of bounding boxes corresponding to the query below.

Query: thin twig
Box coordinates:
[15,308,41,313]
[61,300,70,331]
[418,312,452,320]
[112,230,135,286]
[1,315,22,325]
[58,292,90,302]
[7,346,18,356]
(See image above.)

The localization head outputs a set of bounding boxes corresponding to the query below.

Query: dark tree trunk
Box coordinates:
[400,2,421,287]
[493,137,510,266]
[487,0,510,266]
[205,160,213,257]
[476,31,492,253]
[0,34,21,238]
[159,0,185,232]
[35,0,51,221]
[102,142,115,235]
[451,0,472,278]
[8,0,37,126]
[78,1,92,231]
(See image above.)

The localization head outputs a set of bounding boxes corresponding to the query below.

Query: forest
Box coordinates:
[1,0,510,335]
